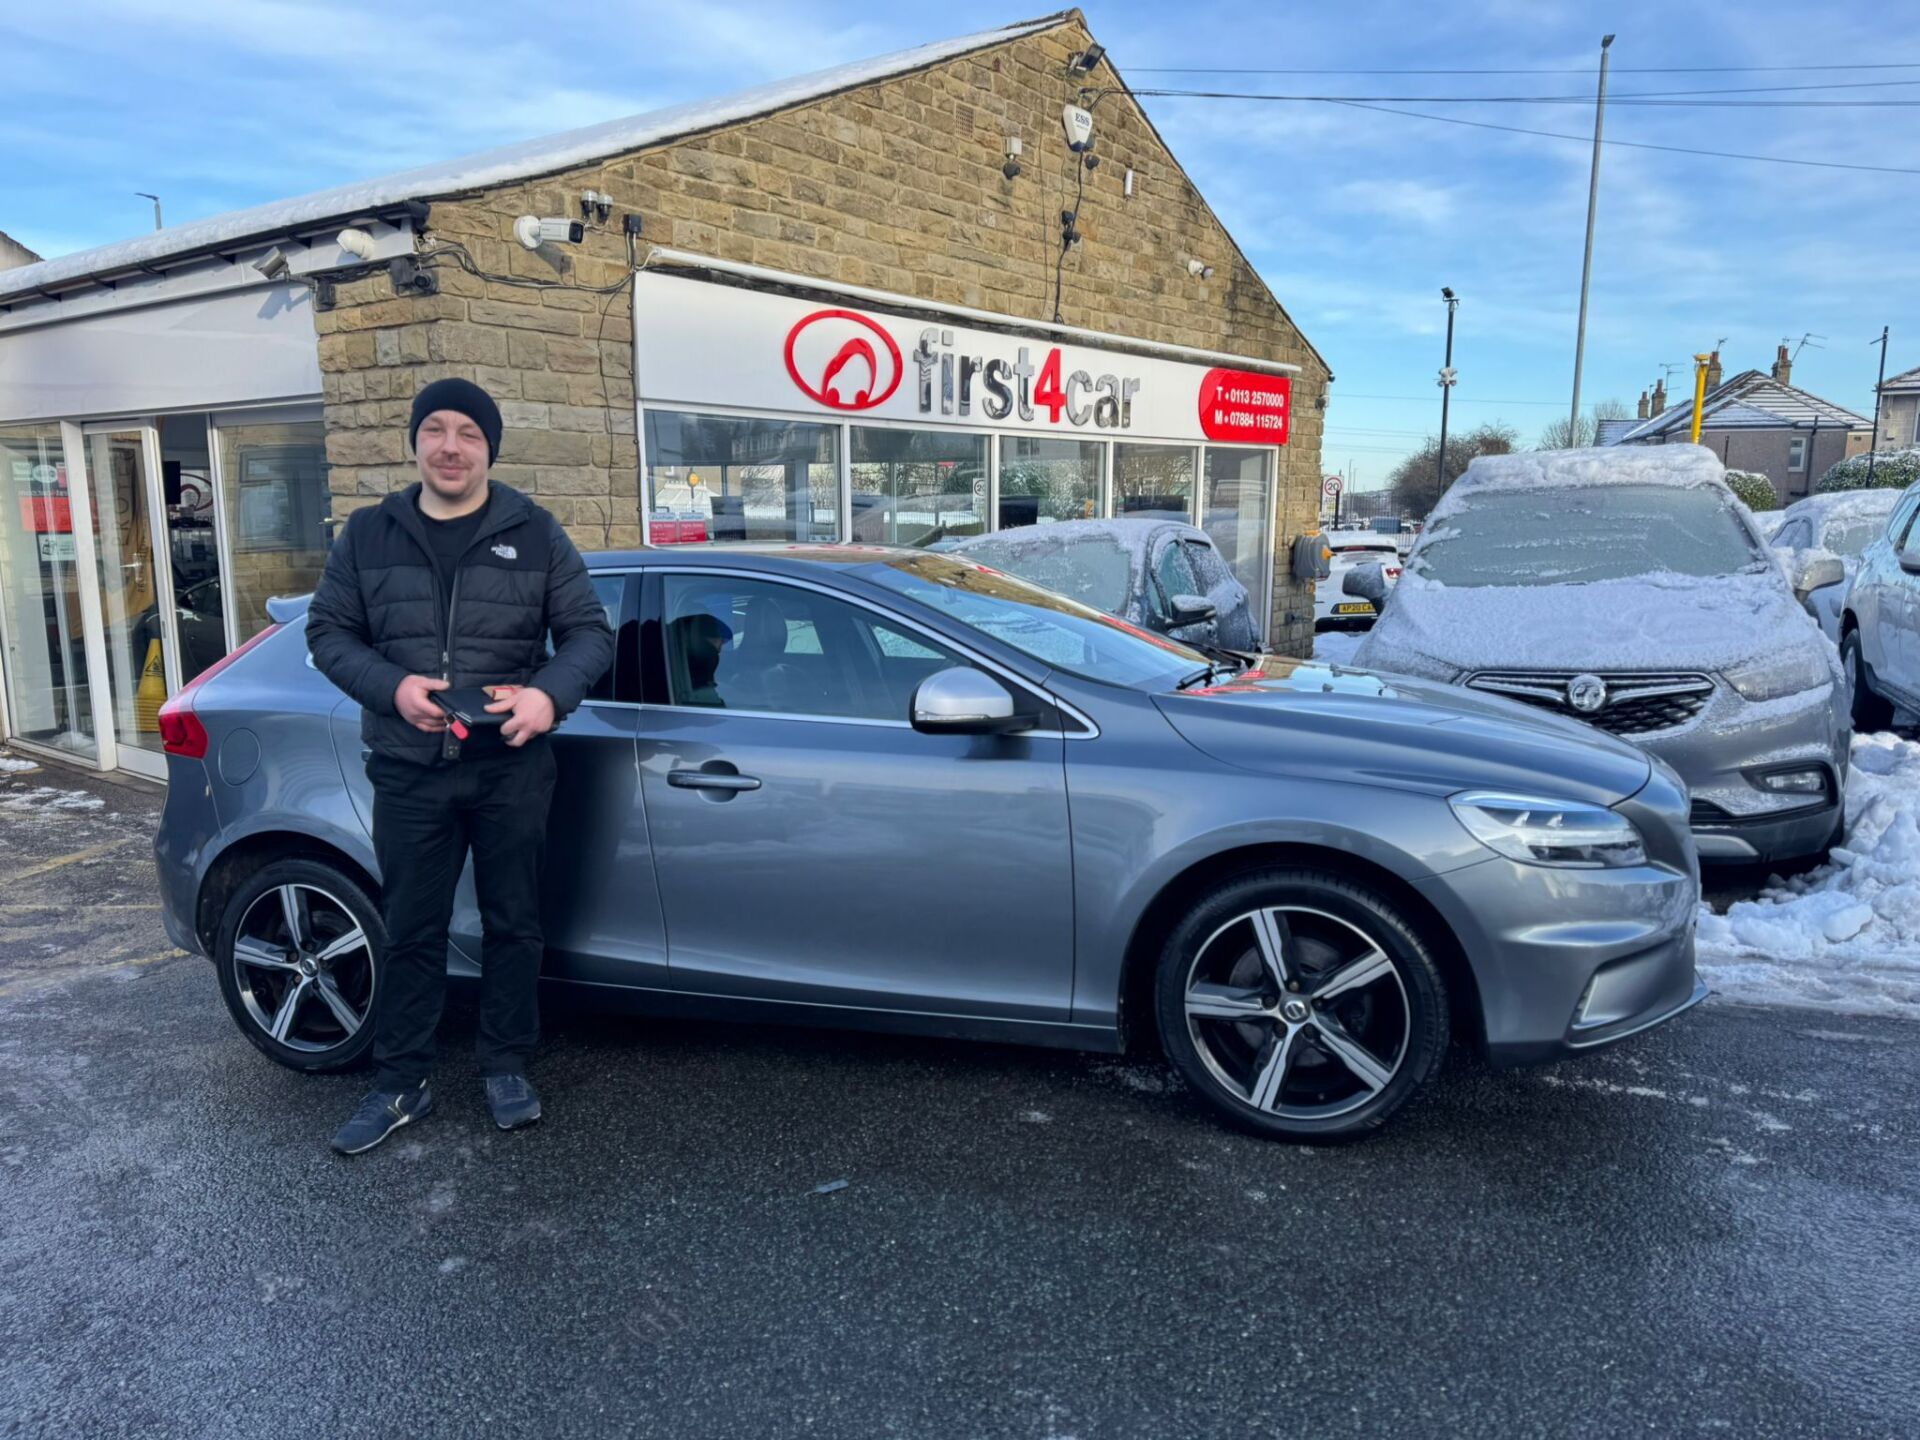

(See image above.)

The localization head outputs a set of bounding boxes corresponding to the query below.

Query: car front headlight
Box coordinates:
[1723,647,1831,702]
[1449,791,1648,869]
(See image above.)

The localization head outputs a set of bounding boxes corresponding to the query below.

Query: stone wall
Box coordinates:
[314,13,1330,652]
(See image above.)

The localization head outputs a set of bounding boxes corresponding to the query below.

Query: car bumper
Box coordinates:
[1415,852,1704,1067]
[1636,681,1848,865]
[154,756,220,957]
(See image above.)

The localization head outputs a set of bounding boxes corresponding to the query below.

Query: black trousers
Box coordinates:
[367,741,557,1088]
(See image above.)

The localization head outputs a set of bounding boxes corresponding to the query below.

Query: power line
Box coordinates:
[1333,392,1570,406]
[1129,84,1920,108]
[1128,62,1920,75]
[1293,99,1920,176]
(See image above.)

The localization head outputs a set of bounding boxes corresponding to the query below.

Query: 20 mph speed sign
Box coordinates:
[1322,476,1344,499]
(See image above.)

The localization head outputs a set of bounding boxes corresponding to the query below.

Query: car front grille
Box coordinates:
[1465,671,1716,737]
[1690,798,1735,825]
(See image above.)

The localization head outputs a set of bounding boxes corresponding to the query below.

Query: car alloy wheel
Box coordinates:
[232,882,373,1053]
[1155,869,1447,1141]
[1184,905,1410,1121]
[215,858,384,1073]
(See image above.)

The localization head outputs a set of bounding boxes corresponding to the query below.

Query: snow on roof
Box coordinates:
[1616,370,1872,442]
[0,13,1070,303]
[1433,443,1726,521]
[1881,364,1920,395]
[1593,417,1638,446]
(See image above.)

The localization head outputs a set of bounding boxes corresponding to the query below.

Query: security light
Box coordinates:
[1068,44,1105,73]
[1187,258,1214,280]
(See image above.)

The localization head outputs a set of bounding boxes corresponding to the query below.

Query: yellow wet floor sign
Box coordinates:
[135,638,166,732]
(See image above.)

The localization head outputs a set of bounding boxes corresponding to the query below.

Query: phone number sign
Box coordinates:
[1198,369,1291,445]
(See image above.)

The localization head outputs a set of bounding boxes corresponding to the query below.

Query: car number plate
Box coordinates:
[1334,602,1376,614]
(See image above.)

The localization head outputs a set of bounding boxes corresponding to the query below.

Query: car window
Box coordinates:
[549,573,624,703]
[1415,484,1769,587]
[661,574,968,721]
[1181,540,1225,589]
[1154,540,1201,611]
[1822,516,1886,556]
[954,532,1132,614]
[1772,519,1810,550]
[1891,492,1920,551]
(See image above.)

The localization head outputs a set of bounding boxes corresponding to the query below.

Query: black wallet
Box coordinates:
[429,687,510,740]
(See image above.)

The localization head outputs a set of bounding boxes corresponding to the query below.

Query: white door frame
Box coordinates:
[82,418,173,780]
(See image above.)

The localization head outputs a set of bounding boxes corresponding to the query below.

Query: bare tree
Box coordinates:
[1387,422,1520,518]
[1537,398,1631,450]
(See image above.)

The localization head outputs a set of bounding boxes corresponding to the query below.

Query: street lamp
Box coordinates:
[1435,287,1460,496]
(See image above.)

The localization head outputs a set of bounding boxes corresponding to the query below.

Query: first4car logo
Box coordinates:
[783,309,904,411]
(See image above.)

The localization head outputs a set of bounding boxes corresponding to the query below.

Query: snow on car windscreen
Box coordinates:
[861,553,1205,689]
[1821,517,1887,556]
[951,533,1131,615]
[1414,484,1769,587]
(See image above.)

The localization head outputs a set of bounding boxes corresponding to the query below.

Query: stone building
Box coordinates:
[0,11,1328,780]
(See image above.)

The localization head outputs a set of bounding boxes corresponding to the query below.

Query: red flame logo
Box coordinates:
[784,309,903,411]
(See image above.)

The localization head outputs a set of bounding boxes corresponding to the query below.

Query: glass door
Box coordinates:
[86,425,175,779]
[0,424,101,763]
[1201,446,1275,645]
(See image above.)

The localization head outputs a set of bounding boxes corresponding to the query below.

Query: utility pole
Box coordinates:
[1568,33,1616,441]
[1690,352,1712,444]
[1867,326,1890,485]
[136,193,162,230]
[1435,287,1459,496]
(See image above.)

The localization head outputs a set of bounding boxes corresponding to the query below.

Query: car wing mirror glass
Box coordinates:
[911,667,1035,736]
[1791,549,1845,597]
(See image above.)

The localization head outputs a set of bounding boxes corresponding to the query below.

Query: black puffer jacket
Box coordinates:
[307,482,614,764]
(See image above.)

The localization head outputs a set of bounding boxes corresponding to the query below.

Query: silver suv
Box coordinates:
[1840,476,1920,730]
[1352,446,1849,866]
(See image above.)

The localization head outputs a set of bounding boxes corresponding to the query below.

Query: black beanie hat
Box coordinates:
[409,377,504,464]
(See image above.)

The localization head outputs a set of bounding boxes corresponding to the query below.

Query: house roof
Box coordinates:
[1882,364,1920,395]
[0,13,1071,303]
[1610,369,1871,442]
[1593,417,1638,446]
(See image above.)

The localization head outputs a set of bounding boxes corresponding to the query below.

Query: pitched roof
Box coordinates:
[0,14,1071,303]
[1593,417,1638,446]
[1882,364,1920,395]
[1610,369,1871,442]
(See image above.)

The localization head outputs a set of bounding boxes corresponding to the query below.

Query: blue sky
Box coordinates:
[5,1,1917,488]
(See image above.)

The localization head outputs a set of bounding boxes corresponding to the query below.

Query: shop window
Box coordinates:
[1114,443,1196,522]
[215,417,331,645]
[645,410,838,545]
[1201,446,1273,642]
[850,427,988,546]
[0,424,98,761]
[998,436,1102,529]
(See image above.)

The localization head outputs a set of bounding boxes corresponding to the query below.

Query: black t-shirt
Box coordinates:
[419,494,490,600]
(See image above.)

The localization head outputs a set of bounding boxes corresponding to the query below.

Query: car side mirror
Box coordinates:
[1901,551,1920,577]
[1343,563,1390,606]
[1790,550,1845,598]
[911,667,1035,736]
[1167,593,1217,626]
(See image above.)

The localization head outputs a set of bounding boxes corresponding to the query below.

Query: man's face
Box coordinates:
[414,409,490,502]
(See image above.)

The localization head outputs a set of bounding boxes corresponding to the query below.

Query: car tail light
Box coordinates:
[1387,567,1402,579]
[156,621,284,759]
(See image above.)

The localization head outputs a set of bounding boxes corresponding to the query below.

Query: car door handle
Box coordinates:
[667,769,761,792]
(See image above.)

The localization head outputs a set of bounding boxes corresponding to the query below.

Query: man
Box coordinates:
[307,377,614,1155]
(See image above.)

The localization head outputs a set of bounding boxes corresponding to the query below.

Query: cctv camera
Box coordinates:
[1003,160,1023,180]
[252,247,291,280]
[513,215,586,250]
[336,228,377,261]
[1441,286,1456,301]
[1187,258,1214,279]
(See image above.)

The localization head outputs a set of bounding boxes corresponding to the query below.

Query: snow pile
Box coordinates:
[1314,630,1364,666]
[0,785,104,812]
[0,755,40,773]
[1698,732,1920,1019]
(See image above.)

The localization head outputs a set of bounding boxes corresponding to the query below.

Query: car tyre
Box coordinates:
[1842,627,1894,732]
[214,857,384,1073]
[1154,869,1448,1143]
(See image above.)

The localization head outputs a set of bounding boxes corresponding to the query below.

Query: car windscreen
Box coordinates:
[1820,515,1889,556]
[859,553,1206,689]
[953,533,1132,614]
[1413,484,1769,586]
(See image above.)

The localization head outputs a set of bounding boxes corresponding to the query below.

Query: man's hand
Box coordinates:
[485,685,557,747]
[395,675,451,732]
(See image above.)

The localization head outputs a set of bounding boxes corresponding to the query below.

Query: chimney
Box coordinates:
[1706,350,1723,390]
[1637,389,1650,420]
[1772,343,1792,386]
[1652,378,1668,413]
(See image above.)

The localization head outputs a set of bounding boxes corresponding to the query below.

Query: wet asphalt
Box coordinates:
[2,756,1918,1439]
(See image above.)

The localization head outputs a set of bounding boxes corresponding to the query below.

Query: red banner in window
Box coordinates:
[18,495,72,533]
[1198,369,1291,445]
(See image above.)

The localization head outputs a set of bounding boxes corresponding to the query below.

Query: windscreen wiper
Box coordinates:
[1175,664,1220,691]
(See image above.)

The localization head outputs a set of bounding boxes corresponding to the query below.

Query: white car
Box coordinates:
[1768,489,1904,645]
[1315,529,1401,629]
[1837,478,1920,730]
[1349,445,1850,866]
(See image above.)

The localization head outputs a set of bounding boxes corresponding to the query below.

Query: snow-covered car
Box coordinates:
[1315,530,1402,630]
[1838,478,1920,730]
[1768,489,1902,645]
[1350,445,1850,867]
[950,518,1260,653]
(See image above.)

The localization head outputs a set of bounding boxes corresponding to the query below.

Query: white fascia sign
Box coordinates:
[631,270,1290,446]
